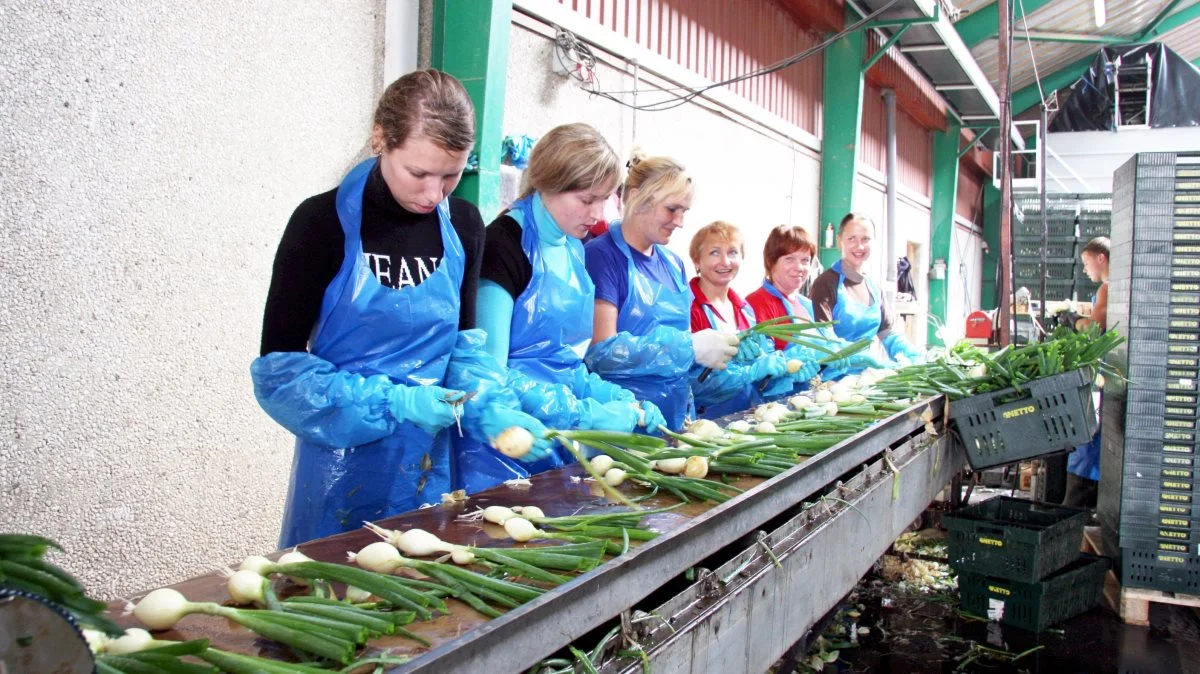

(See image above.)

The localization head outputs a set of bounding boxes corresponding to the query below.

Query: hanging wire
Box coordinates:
[1016,0,1051,111]
[553,0,901,113]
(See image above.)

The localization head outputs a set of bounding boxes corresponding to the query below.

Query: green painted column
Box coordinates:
[980,183,1001,311]
[817,7,866,269]
[927,122,961,346]
[431,0,511,218]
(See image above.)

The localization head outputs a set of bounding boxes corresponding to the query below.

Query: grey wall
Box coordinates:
[503,21,822,293]
[1,0,387,599]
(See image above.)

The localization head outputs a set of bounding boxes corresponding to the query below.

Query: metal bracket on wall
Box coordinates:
[862,24,913,72]
[860,4,940,30]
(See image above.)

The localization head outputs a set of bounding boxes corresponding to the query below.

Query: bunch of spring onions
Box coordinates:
[461,504,671,555]
[872,324,1124,400]
[0,533,124,635]
[91,635,411,674]
[358,522,607,584]
[554,430,745,504]
[698,317,873,382]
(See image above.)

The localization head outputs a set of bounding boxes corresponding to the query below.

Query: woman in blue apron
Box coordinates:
[251,71,548,547]
[808,213,923,364]
[584,153,741,430]
[686,221,818,418]
[457,124,668,492]
[747,225,890,381]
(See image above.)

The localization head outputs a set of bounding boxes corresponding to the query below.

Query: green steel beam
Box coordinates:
[862,5,940,29]
[1012,3,1200,116]
[958,134,985,159]
[928,121,961,346]
[980,184,1001,311]
[1022,32,1132,44]
[862,25,912,72]
[818,7,867,269]
[431,0,512,218]
[953,0,1058,48]
[1136,0,1194,40]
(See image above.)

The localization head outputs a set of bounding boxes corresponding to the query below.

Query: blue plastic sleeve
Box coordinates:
[584,324,694,379]
[444,329,525,444]
[575,369,638,404]
[475,280,516,366]
[250,351,399,448]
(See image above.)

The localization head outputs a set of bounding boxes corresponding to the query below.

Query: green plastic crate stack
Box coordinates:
[946,497,1106,632]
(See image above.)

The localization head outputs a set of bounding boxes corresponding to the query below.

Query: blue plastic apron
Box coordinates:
[696,302,759,419]
[607,221,695,428]
[830,259,884,343]
[1068,290,1102,481]
[452,195,595,492]
[278,158,464,548]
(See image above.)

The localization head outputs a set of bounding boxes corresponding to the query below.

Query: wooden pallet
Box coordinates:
[1081,526,1200,627]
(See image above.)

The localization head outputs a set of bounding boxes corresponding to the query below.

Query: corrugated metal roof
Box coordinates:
[962,0,1200,98]
[1159,13,1200,61]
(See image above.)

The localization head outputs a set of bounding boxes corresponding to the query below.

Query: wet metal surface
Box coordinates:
[108,464,761,662]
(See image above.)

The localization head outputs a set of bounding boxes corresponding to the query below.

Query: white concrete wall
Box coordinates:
[1,0,389,599]
[503,19,822,297]
[1046,127,1200,193]
[854,171,932,348]
[946,221,985,343]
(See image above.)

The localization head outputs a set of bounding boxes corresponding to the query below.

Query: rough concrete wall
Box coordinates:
[503,22,821,296]
[0,0,386,599]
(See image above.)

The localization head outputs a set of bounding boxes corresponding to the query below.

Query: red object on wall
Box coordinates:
[965,310,993,339]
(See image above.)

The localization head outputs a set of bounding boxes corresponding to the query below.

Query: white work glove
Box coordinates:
[691,329,739,370]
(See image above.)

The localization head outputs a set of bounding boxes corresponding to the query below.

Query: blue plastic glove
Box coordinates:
[790,358,821,384]
[639,401,668,434]
[733,334,766,364]
[252,351,431,449]
[881,332,923,362]
[579,400,641,433]
[748,352,790,381]
[388,385,468,435]
[479,404,553,463]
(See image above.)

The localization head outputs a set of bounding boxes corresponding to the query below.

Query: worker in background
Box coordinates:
[809,213,924,364]
[584,151,741,429]
[746,225,889,380]
[252,70,548,547]
[456,123,667,492]
[1064,236,1110,508]
[686,222,819,418]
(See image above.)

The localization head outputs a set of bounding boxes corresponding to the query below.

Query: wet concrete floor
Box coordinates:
[814,575,1200,674]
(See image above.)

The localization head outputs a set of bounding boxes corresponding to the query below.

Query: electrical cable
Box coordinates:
[1015,0,1049,110]
[553,0,902,113]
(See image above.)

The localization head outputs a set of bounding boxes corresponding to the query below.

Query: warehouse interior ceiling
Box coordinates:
[950,0,1200,115]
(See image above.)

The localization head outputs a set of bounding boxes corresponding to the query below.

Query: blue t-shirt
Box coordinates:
[585,232,683,309]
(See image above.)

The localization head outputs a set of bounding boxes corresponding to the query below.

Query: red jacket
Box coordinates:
[745,286,789,350]
[689,277,752,333]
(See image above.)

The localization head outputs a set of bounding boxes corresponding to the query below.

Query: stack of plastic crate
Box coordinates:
[1012,196,1109,302]
[1099,151,1200,593]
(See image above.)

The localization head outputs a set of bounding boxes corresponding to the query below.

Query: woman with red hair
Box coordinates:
[746,225,888,378]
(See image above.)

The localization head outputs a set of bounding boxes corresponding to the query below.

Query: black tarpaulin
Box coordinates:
[1048,43,1200,132]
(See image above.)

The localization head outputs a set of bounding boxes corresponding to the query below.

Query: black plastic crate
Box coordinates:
[945,497,1089,582]
[1121,545,1200,593]
[949,368,1099,470]
[1014,218,1077,238]
[1014,235,1078,258]
[1014,258,1077,281]
[958,555,1108,632]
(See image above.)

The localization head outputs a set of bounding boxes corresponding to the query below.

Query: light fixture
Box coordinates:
[1094,0,1107,27]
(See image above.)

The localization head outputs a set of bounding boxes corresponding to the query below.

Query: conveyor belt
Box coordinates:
[110,398,955,672]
